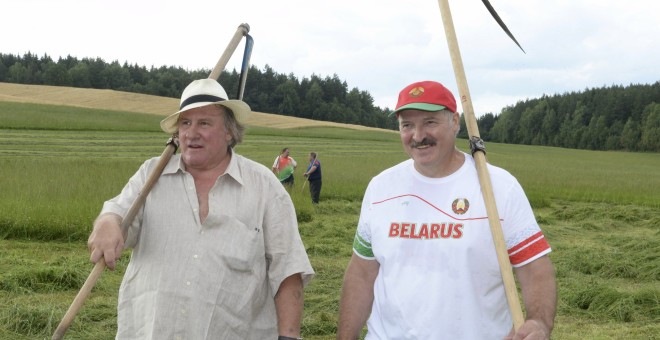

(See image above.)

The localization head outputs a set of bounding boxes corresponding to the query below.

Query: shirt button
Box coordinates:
[193,208,198,212]
[193,255,198,259]
[186,281,191,286]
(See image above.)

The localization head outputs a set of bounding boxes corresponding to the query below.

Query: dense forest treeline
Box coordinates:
[0,52,397,130]
[471,82,660,152]
[1,52,658,151]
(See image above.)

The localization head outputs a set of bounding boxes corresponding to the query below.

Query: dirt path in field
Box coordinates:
[0,82,394,132]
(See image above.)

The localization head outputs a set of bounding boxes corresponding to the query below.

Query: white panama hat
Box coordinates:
[160,78,251,133]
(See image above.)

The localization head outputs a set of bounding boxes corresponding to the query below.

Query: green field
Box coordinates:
[1,102,659,339]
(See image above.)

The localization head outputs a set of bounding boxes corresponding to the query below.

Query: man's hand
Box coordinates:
[87,213,124,270]
[504,319,551,340]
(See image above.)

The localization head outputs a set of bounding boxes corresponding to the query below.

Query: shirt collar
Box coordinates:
[223,150,244,186]
[162,149,245,186]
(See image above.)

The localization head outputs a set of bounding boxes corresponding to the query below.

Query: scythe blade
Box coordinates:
[481,0,526,53]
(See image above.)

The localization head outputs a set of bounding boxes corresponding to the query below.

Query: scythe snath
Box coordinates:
[435,0,526,330]
[51,23,253,340]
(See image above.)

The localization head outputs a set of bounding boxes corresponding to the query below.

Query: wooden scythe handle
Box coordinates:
[209,23,250,80]
[52,23,251,340]
[51,142,176,340]
[436,0,525,330]
[50,260,105,340]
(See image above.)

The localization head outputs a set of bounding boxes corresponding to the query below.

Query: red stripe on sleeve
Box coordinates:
[508,232,551,266]
[508,231,543,254]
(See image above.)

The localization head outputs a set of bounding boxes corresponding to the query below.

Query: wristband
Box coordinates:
[278,336,302,340]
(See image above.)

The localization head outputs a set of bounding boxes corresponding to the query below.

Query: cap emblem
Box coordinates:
[409,86,425,97]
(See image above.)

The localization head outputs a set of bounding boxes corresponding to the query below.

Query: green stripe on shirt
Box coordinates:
[353,233,373,258]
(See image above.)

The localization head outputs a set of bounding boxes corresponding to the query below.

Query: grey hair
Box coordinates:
[454,112,461,137]
[436,109,461,137]
[218,105,245,149]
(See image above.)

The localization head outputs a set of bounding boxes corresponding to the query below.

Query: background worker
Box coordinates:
[337,80,556,339]
[303,152,322,204]
[87,78,314,339]
[273,147,297,187]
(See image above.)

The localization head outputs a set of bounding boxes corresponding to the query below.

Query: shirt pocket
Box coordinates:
[208,215,268,315]
[208,214,265,275]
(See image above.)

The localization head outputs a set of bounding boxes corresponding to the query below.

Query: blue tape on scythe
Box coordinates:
[237,34,254,100]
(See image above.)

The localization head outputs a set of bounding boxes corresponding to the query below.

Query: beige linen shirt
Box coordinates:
[101,151,314,340]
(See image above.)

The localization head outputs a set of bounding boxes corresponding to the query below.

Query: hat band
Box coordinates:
[180,94,225,110]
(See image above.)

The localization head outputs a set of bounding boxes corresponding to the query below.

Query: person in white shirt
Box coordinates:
[87,78,314,340]
[337,80,556,340]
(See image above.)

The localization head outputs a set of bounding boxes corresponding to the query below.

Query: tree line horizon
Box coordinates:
[1,52,658,152]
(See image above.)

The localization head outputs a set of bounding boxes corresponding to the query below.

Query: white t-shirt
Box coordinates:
[353,153,551,339]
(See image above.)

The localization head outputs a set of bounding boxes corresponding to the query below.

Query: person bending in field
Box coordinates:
[87,78,314,340]
[337,81,557,340]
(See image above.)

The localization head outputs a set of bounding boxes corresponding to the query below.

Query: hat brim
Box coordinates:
[160,100,251,134]
[389,103,448,117]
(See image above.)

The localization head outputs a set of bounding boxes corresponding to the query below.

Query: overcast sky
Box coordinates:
[4,0,659,116]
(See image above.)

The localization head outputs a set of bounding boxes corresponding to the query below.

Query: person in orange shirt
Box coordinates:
[272,147,297,186]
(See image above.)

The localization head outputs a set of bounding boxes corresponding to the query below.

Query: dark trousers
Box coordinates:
[309,179,322,204]
[281,174,294,186]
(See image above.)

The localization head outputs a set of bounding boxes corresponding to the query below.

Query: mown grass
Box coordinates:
[0,102,163,132]
[1,101,659,339]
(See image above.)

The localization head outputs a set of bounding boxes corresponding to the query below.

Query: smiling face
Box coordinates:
[178,105,233,172]
[398,109,463,177]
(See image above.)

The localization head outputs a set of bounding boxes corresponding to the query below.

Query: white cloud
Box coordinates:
[3,0,659,117]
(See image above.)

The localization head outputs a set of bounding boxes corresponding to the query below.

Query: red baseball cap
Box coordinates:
[390,80,457,117]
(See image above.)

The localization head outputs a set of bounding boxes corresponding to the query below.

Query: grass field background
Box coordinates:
[0,84,658,339]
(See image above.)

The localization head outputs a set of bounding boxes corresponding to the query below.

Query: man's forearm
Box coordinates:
[517,256,557,333]
[337,280,373,339]
[275,274,304,338]
[337,256,378,339]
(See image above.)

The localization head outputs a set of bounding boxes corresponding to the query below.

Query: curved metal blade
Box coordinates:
[237,34,254,100]
[481,0,525,53]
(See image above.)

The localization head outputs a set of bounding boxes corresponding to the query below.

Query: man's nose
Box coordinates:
[184,123,200,138]
[412,125,425,141]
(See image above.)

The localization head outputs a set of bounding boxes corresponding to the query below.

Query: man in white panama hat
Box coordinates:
[87,78,314,340]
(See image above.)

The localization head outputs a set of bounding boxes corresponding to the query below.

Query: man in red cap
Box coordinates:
[338,81,556,339]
